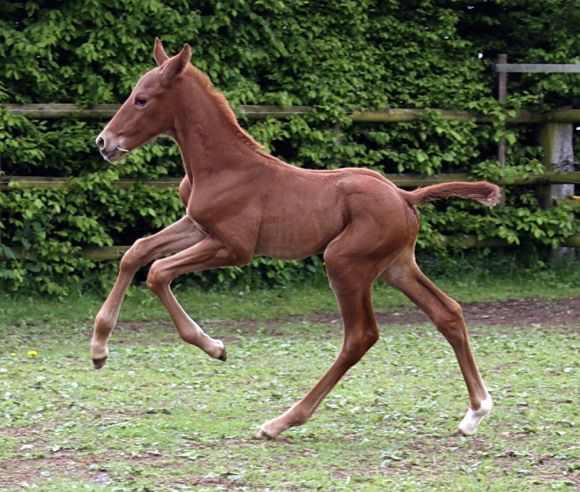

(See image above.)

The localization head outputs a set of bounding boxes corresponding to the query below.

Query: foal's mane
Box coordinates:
[186,65,264,152]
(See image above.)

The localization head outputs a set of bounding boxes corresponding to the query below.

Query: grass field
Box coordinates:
[1,266,578,490]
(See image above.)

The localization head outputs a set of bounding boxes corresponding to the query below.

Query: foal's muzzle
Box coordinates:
[96,132,129,163]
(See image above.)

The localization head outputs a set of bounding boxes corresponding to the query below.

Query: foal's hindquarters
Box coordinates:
[257,175,492,438]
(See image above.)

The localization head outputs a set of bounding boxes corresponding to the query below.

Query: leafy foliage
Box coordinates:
[0,0,578,293]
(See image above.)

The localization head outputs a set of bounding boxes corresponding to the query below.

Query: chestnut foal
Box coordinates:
[92,39,499,439]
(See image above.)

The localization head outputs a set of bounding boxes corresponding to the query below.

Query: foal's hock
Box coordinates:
[91,38,499,439]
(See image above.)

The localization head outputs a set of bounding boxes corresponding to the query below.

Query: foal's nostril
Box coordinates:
[96,136,105,149]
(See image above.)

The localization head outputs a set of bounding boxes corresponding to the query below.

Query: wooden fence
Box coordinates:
[1,103,578,259]
[3,103,580,123]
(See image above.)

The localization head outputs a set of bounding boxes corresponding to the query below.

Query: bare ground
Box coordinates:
[2,297,576,490]
[119,297,580,337]
[373,296,579,328]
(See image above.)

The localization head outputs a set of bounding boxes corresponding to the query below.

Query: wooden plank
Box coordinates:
[543,171,580,184]
[4,104,580,123]
[0,176,73,189]
[496,63,580,73]
[83,245,130,260]
[2,103,118,119]
[3,235,579,261]
[504,171,580,185]
[383,173,471,187]
[443,236,511,249]
[1,103,311,120]
[3,172,580,191]
[350,109,483,122]
[564,235,580,248]
[239,105,311,118]
[544,109,580,123]
[347,108,545,123]
[0,176,183,189]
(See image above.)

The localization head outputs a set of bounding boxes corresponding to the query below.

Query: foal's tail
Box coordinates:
[401,181,501,207]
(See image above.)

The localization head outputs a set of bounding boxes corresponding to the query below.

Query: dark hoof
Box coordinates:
[217,348,227,362]
[255,427,275,440]
[92,357,107,370]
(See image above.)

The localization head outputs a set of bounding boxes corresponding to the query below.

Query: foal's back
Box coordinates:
[254,157,413,260]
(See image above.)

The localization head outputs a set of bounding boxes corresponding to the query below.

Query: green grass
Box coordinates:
[1,260,579,325]
[0,265,578,490]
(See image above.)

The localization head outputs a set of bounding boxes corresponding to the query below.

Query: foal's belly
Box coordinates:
[254,191,345,260]
[255,220,339,260]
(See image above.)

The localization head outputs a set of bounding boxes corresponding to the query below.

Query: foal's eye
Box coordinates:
[135,97,147,106]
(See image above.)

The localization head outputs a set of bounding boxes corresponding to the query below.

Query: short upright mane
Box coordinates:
[186,65,264,152]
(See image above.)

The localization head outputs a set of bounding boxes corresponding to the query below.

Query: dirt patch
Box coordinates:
[227,296,580,333]
[0,450,169,490]
[0,426,37,438]
[268,296,579,330]
[116,297,579,341]
[186,476,247,488]
[373,297,579,328]
[0,451,96,489]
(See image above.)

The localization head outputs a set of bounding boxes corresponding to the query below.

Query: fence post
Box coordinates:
[496,54,509,206]
[497,54,508,168]
[0,153,2,249]
[539,121,575,206]
[538,119,575,260]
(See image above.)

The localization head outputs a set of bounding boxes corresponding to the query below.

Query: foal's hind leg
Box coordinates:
[258,255,381,439]
[382,256,492,435]
[91,216,216,368]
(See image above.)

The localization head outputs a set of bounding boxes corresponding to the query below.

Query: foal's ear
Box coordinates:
[161,43,192,85]
[153,37,169,66]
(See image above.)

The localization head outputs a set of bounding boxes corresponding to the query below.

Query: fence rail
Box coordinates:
[1,233,577,262]
[81,234,576,260]
[3,103,580,123]
[1,171,579,190]
[495,63,580,74]
[1,103,577,257]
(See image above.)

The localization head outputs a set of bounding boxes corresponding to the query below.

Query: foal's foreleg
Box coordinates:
[91,216,204,368]
[258,266,379,439]
[145,237,249,361]
[382,259,492,435]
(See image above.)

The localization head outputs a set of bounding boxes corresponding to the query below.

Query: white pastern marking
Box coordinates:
[457,395,493,435]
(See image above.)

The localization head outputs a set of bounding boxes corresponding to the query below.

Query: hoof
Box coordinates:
[217,348,227,362]
[457,425,479,437]
[255,426,275,440]
[92,357,107,370]
[457,395,493,436]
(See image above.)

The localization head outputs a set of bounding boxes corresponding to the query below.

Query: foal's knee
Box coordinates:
[434,300,466,347]
[146,260,169,294]
[120,238,147,272]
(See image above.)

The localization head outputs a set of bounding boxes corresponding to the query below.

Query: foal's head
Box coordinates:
[96,38,191,162]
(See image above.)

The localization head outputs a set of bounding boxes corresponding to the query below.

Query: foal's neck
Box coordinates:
[173,74,263,183]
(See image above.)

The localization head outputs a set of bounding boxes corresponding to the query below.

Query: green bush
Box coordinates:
[0,0,578,294]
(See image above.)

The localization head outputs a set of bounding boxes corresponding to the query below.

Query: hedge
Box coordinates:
[0,0,578,294]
